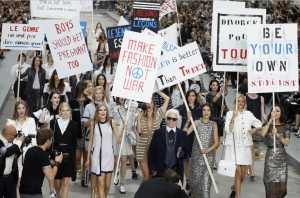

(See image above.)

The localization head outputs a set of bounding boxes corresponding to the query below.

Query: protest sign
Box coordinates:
[156,42,206,90]
[0,23,44,50]
[111,30,163,103]
[247,24,298,93]
[212,8,266,72]
[158,23,178,45]
[80,0,93,12]
[159,0,177,20]
[132,1,160,33]
[107,25,132,63]
[30,0,80,19]
[211,1,245,53]
[45,19,93,79]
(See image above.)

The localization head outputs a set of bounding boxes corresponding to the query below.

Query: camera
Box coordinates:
[50,150,70,163]
[17,131,36,146]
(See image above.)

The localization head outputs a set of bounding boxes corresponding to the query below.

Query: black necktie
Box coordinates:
[168,130,175,145]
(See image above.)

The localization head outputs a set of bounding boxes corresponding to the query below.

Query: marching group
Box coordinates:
[0,0,299,198]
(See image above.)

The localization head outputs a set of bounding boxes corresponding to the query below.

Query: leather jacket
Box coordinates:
[20,67,46,96]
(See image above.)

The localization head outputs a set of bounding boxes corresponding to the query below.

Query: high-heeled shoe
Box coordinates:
[250,174,255,181]
[114,172,119,185]
[230,185,236,198]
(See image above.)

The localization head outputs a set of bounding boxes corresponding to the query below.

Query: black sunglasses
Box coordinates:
[166,117,178,122]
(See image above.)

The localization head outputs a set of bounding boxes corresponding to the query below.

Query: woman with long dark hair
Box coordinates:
[69,81,91,186]
[20,56,46,115]
[43,69,71,105]
[261,104,290,198]
[177,89,202,190]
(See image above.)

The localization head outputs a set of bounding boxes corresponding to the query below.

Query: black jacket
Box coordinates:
[0,139,21,176]
[20,67,46,96]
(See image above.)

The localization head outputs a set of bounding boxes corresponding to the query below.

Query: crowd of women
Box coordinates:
[1,0,298,198]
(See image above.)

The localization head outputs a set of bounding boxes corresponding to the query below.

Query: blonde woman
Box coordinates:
[86,103,122,198]
[50,102,77,198]
[225,94,262,198]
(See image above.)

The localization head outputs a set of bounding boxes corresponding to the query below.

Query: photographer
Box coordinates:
[0,125,25,198]
[19,128,63,198]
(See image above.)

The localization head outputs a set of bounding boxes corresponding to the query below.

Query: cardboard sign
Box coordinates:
[247,24,299,93]
[212,8,266,72]
[111,30,163,103]
[211,1,245,53]
[80,0,93,12]
[0,23,44,50]
[30,0,80,19]
[158,23,178,45]
[107,25,132,63]
[132,1,160,33]
[156,42,206,89]
[159,0,177,20]
[45,19,93,79]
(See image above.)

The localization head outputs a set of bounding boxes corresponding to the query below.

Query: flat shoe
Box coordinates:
[119,186,126,194]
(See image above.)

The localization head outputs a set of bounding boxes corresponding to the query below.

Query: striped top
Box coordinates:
[136,108,165,161]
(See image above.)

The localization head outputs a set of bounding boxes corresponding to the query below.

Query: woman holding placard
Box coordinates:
[224,94,262,198]
[136,91,170,180]
[261,105,290,198]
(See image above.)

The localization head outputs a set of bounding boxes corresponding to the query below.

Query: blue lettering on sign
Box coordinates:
[107,26,131,39]
[133,20,157,29]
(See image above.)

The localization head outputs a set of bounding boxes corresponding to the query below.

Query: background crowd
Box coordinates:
[0,0,299,198]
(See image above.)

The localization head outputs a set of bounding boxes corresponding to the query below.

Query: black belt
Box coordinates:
[0,173,12,179]
[85,139,89,141]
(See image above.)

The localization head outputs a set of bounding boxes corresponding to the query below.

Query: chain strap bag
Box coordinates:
[217,123,237,177]
[117,108,137,146]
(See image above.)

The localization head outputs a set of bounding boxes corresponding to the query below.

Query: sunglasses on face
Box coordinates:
[166,117,178,122]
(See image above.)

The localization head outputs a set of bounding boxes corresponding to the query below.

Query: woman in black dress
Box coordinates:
[50,102,78,198]
[69,81,91,186]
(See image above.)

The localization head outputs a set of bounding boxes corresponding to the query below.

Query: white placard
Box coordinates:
[30,0,80,19]
[247,24,298,93]
[0,23,44,50]
[45,19,93,79]
[156,42,206,90]
[158,23,178,45]
[111,31,163,103]
[80,0,93,12]
[212,8,266,72]
[211,1,245,53]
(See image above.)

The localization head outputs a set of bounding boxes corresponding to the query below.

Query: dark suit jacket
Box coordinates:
[134,178,188,198]
[148,127,188,180]
[0,139,21,176]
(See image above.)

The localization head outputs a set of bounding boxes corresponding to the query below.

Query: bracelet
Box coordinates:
[53,161,61,168]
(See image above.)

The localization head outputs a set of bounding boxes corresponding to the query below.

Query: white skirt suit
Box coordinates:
[224,110,262,165]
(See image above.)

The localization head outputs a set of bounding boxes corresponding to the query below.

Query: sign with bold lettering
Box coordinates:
[45,19,93,79]
[159,0,177,20]
[158,23,178,45]
[211,1,245,53]
[156,42,206,90]
[132,1,160,33]
[212,8,266,72]
[111,30,163,103]
[107,25,132,63]
[30,0,80,19]
[247,24,298,93]
[0,23,44,50]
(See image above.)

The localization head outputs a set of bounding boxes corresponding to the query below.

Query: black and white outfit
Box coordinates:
[0,135,22,198]
[50,117,77,179]
[69,98,91,149]
[11,62,31,100]
[43,82,71,104]
[91,121,114,176]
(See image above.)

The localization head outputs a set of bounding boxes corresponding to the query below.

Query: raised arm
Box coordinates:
[157,91,170,113]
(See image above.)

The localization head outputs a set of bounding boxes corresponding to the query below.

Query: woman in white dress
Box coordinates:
[224,94,262,198]
[112,97,138,194]
[86,103,121,198]
[6,100,37,198]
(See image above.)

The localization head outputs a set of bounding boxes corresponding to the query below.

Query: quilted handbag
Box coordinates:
[217,160,236,177]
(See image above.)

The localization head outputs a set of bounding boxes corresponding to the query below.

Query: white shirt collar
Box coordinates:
[166,126,176,133]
